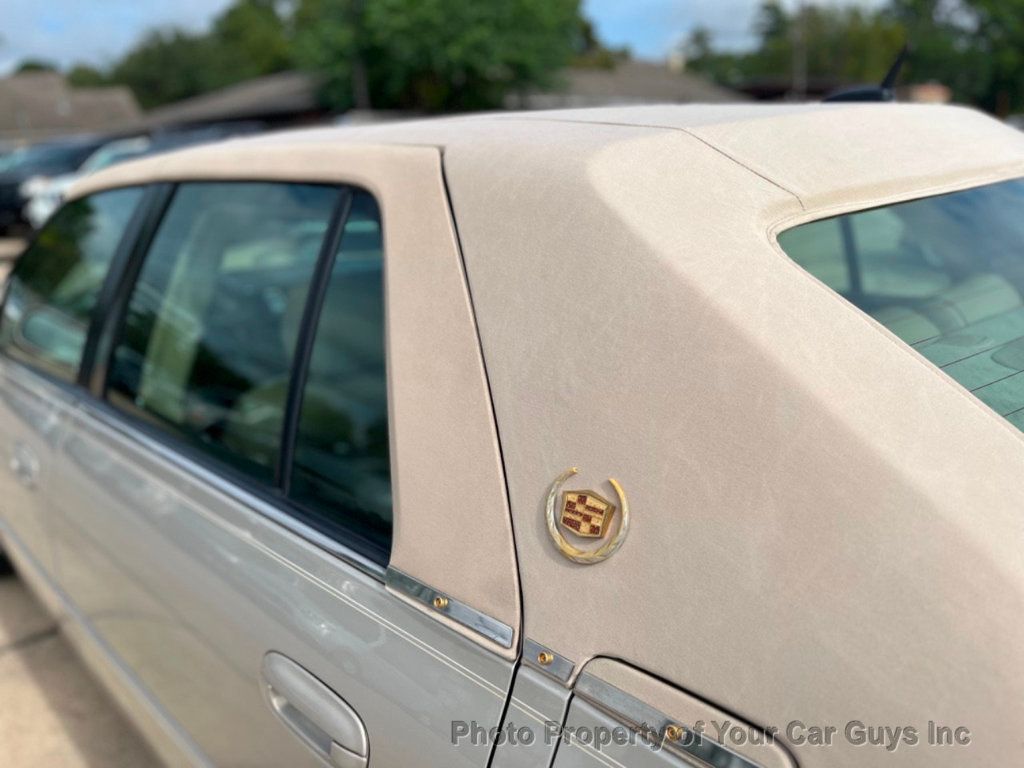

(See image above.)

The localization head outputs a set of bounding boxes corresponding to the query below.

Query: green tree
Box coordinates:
[683,27,746,86]
[573,18,629,69]
[207,0,293,88]
[890,1,976,101]
[751,1,905,85]
[14,59,58,73]
[688,1,905,94]
[901,0,1024,115]
[109,29,221,108]
[66,64,108,87]
[105,0,292,109]
[294,0,583,112]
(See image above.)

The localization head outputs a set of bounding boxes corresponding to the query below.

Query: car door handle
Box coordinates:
[8,442,39,489]
[261,653,369,768]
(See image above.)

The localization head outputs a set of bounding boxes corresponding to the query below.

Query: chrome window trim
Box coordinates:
[75,395,387,582]
[385,567,514,648]
[574,672,764,768]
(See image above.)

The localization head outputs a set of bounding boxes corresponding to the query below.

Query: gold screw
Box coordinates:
[432,596,449,610]
[537,651,554,666]
[664,724,684,742]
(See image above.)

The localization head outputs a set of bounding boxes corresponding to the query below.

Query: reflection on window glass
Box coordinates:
[0,188,143,381]
[290,191,391,557]
[106,182,339,481]
[781,216,850,293]
[778,177,1024,432]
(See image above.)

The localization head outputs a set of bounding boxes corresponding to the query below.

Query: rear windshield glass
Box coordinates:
[778,178,1024,431]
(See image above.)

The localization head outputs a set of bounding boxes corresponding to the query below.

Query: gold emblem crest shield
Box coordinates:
[545,467,630,565]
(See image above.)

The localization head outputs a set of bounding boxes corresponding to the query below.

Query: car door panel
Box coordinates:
[0,362,68,576]
[33,148,520,767]
[0,186,147,578]
[54,401,513,767]
[490,666,573,768]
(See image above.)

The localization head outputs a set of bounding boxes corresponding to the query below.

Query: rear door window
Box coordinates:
[105,182,340,481]
[287,190,391,558]
[0,188,144,382]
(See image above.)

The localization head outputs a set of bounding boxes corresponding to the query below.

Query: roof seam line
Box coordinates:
[500,115,805,209]
[676,127,806,210]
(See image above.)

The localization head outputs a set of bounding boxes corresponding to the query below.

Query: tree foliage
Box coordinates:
[209,0,293,88]
[56,0,586,113]
[293,0,583,111]
[110,30,221,109]
[688,0,1024,115]
[687,1,905,88]
[15,59,58,73]
[573,18,630,69]
[66,64,108,87]
[106,0,292,109]
[62,0,1024,117]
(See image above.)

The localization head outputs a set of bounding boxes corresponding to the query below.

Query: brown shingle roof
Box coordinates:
[512,60,747,109]
[0,72,141,144]
[142,71,321,129]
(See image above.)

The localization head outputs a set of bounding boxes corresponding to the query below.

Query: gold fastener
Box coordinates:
[537,651,554,666]
[432,596,449,610]
[664,724,684,742]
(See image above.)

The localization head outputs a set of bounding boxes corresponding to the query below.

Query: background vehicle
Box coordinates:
[22,136,152,230]
[22,123,267,231]
[0,137,105,235]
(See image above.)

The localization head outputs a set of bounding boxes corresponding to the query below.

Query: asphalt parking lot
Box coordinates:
[0,571,161,766]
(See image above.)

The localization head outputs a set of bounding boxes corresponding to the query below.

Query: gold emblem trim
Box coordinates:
[545,467,630,564]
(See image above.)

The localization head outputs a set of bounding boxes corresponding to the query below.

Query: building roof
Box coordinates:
[140,62,742,131]
[0,71,140,144]
[511,60,747,108]
[142,71,322,129]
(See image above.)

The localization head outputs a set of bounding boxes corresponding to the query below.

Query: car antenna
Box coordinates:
[822,43,909,103]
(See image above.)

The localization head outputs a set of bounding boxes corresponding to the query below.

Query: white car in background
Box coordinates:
[22,123,267,230]
[22,136,152,229]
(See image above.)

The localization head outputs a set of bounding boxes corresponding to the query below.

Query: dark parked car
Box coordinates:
[0,136,105,234]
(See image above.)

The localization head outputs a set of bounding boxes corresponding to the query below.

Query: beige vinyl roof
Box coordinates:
[76,101,1024,220]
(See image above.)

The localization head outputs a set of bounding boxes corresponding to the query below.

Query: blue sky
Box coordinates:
[0,1,877,75]
[584,0,770,57]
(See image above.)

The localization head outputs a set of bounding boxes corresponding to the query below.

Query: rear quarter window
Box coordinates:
[778,177,1024,431]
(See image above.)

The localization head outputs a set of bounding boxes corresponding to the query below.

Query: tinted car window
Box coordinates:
[2,141,100,177]
[778,177,1024,432]
[106,182,340,482]
[289,191,391,556]
[0,187,143,381]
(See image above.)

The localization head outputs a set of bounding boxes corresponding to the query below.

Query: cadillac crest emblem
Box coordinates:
[545,467,630,565]
[561,490,615,538]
